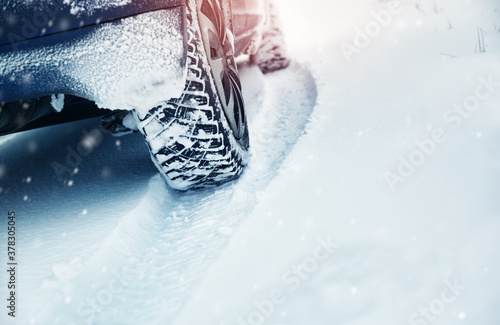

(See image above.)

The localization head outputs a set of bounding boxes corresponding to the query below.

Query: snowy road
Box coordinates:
[2,0,500,324]
[1,61,317,325]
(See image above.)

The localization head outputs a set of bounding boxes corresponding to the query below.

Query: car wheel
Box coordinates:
[133,0,249,191]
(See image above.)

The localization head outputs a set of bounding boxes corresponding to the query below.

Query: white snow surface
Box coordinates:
[1,0,500,324]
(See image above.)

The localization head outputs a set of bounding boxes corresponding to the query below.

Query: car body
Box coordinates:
[0,0,265,108]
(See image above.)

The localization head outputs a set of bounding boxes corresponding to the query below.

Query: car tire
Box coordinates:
[133,0,249,191]
[251,0,290,74]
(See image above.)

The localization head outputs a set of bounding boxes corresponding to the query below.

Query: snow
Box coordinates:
[51,94,65,112]
[62,0,132,15]
[121,112,138,132]
[1,0,500,324]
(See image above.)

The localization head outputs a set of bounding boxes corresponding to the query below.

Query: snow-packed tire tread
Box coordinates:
[134,1,249,191]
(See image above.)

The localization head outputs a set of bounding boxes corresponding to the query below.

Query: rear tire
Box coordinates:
[251,0,290,74]
[133,0,249,191]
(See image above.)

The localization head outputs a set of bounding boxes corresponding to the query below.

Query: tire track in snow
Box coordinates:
[29,62,317,325]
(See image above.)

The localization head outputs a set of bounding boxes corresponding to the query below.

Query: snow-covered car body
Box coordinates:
[0,0,187,106]
[0,0,268,134]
